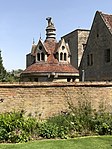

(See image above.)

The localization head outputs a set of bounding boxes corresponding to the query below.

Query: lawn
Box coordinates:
[0,136,112,149]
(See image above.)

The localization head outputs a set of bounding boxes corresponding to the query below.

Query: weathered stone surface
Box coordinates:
[0,82,111,119]
[79,11,112,81]
[62,29,90,69]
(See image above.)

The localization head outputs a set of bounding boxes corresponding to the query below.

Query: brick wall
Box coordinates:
[0,82,112,119]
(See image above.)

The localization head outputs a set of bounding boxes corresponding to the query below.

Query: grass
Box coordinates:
[0,136,112,149]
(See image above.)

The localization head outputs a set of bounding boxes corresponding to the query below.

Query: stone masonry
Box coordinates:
[62,29,90,69]
[0,82,112,119]
[79,11,112,81]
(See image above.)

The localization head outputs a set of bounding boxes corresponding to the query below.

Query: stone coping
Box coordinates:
[0,82,112,88]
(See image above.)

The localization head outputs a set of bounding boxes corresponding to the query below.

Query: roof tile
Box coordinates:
[44,39,58,54]
[101,12,112,33]
[22,62,79,74]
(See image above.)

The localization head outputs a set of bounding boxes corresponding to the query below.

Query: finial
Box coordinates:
[40,33,42,39]
[33,38,35,44]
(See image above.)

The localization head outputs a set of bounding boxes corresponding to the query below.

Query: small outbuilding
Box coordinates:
[20,17,79,82]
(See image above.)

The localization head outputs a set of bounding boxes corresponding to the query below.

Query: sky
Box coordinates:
[0,0,112,71]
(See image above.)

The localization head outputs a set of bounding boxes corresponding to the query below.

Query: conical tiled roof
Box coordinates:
[21,62,79,74]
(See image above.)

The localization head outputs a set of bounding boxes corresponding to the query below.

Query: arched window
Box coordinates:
[37,53,40,61]
[39,46,42,50]
[64,53,67,61]
[60,52,63,60]
[41,52,45,61]
[62,46,65,50]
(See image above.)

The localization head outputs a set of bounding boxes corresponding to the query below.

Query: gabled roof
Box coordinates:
[30,37,70,56]
[31,38,59,56]
[79,11,112,66]
[31,39,48,56]
[30,44,37,56]
[56,38,71,55]
[44,39,58,54]
[99,11,112,34]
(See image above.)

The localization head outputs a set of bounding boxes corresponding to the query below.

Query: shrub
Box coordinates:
[0,127,8,142]
[37,122,58,139]
[94,112,112,135]
[0,111,39,143]
[44,100,112,138]
[0,101,112,143]
[8,129,29,143]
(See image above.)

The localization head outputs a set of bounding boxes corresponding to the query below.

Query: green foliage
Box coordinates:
[0,50,7,82]
[37,122,58,139]
[94,112,112,135]
[3,72,19,82]
[8,129,29,143]
[0,101,112,143]
[0,111,38,143]
[0,50,20,82]
[37,120,69,139]
[44,101,112,138]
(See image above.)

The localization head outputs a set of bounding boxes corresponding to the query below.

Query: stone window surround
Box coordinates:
[36,52,45,62]
[104,49,110,63]
[59,52,67,62]
[87,53,93,66]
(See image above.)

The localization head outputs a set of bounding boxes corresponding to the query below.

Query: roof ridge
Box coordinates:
[100,11,112,16]
[99,11,112,34]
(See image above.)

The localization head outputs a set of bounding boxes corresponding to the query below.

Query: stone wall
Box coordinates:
[62,29,90,69]
[0,82,112,119]
[79,11,112,81]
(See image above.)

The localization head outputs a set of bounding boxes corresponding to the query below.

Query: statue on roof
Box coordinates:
[46,17,54,27]
[46,17,56,39]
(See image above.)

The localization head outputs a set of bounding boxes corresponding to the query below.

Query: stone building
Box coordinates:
[62,29,90,69]
[20,17,79,82]
[79,11,112,81]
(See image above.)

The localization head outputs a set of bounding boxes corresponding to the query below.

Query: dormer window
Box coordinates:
[37,52,45,61]
[60,52,63,60]
[39,46,42,50]
[64,53,67,61]
[41,52,45,61]
[62,46,65,50]
[37,53,40,61]
[60,52,67,61]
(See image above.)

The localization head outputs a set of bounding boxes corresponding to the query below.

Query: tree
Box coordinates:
[0,50,7,82]
[0,50,21,82]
